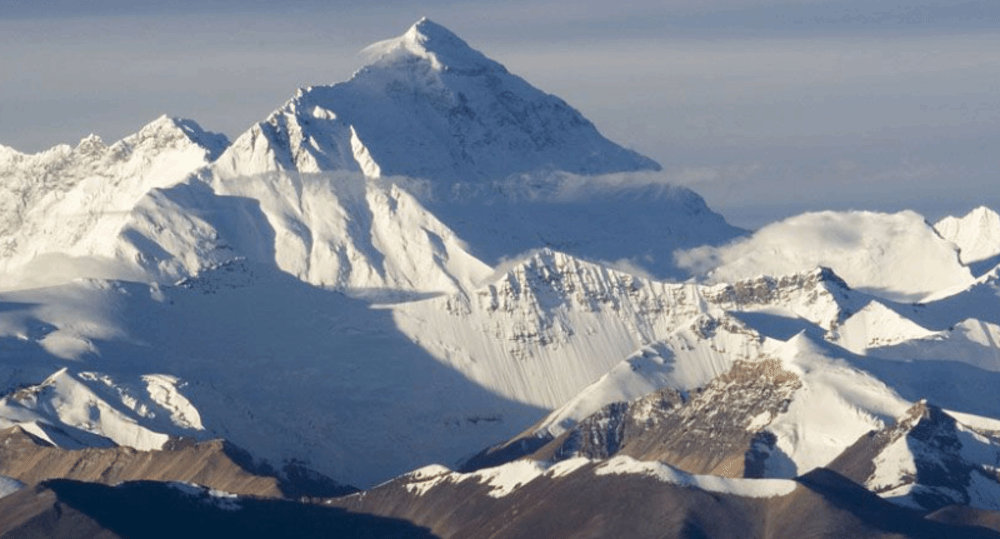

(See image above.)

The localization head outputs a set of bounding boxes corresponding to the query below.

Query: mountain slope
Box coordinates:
[828,400,1000,512]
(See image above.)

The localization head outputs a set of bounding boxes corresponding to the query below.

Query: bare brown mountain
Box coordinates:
[0,426,353,499]
[0,479,431,539]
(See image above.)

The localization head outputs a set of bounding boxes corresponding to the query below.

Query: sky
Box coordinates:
[1,0,998,228]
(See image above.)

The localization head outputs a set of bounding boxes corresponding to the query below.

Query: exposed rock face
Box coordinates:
[828,400,1000,512]
[533,358,799,476]
[465,357,801,477]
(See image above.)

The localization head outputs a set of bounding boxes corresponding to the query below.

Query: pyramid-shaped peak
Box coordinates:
[404,17,464,46]
[364,18,495,72]
[127,115,229,160]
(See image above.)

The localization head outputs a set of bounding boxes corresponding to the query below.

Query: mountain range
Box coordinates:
[1,18,1000,538]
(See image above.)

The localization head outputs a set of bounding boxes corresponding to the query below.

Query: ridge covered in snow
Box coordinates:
[0,116,228,288]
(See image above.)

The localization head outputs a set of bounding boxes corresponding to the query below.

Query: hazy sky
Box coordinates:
[2,1,997,228]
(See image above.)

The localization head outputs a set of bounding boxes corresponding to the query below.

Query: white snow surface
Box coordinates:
[935,206,1000,265]
[594,456,797,498]
[865,405,1000,511]
[676,210,974,302]
[399,458,590,498]
[833,301,940,354]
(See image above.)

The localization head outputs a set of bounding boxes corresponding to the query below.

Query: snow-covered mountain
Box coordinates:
[3,17,1000,537]
[214,18,660,181]
[0,19,740,487]
[0,117,227,289]
[936,206,1000,272]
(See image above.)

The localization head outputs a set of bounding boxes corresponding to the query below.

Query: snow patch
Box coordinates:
[595,455,796,498]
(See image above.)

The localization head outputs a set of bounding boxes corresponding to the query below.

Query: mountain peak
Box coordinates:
[935,205,1000,265]
[224,19,660,181]
[363,18,495,72]
[132,116,229,160]
[404,17,462,48]
[75,133,107,156]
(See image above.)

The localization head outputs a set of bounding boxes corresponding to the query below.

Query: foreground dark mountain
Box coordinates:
[0,480,429,539]
[1,467,997,539]
[327,462,1000,539]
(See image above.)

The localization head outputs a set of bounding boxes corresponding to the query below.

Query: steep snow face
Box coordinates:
[390,250,758,413]
[677,210,974,302]
[0,255,851,488]
[0,116,228,288]
[395,261,868,438]
[532,318,761,439]
[214,18,660,181]
[0,270,551,488]
[935,206,1000,266]
[111,172,493,293]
